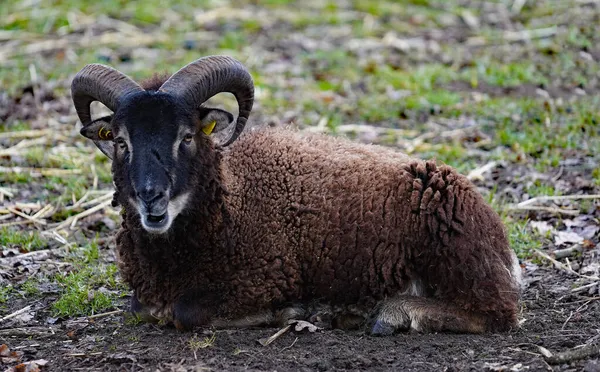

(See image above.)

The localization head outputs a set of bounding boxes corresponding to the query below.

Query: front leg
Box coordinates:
[172,289,223,330]
[130,293,159,324]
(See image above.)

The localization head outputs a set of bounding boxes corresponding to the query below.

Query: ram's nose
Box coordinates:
[136,186,169,214]
[137,186,165,207]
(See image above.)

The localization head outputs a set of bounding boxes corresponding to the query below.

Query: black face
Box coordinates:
[81,91,234,234]
[112,92,198,233]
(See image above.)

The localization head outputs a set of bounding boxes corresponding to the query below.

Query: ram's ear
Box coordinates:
[80,115,115,159]
[198,108,234,136]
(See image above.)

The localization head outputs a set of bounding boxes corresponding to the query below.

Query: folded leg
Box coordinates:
[370,295,487,335]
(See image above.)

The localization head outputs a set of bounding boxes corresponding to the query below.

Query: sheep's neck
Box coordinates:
[116,155,232,307]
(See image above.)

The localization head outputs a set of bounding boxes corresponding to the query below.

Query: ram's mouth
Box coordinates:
[147,213,166,224]
[142,212,169,233]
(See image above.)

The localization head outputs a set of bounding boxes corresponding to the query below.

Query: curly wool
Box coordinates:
[115,128,519,331]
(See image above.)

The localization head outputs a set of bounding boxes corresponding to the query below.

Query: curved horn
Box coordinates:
[71,64,144,125]
[158,55,254,147]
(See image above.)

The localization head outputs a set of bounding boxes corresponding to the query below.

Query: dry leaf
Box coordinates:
[530,221,554,236]
[0,345,8,357]
[289,320,320,333]
[554,231,584,246]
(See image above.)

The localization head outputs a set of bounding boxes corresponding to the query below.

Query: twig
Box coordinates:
[67,352,103,357]
[0,166,82,177]
[88,310,124,320]
[0,187,15,198]
[533,248,599,281]
[561,311,573,330]
[0,219,35,228]
[0,129,53,140]
[73,191,114,210]
[518,194,600,207]
[506,347,541,357]
[7,207,47,226]
[53,199,113,231]
[280,337,299,352]
[0,305,32,323]
[466,161,497,181]
[572,282,598,293]
[546,343,600,365]
[0,137,48,156]
[258,324,292,346]
[506,205,580,216]
[553,245,583,260]
[0,326,57,337]
[503,27,557,42]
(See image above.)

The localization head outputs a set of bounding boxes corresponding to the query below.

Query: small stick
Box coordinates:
[506,205,580,216]
[0,305,32,323]
[67,352,103,357]
[572,282,598,293]
[0,219,34,228]
[561,311,573,330]
[88,310,124,320]
[0,166,82,177]
[533,248,599,281]
[7,207,47,225]
[76,191,114,209]
[503,27,557,42]
[0,250,51,265]
[0,326,57,337]
[0,187,15,198]
[546,343,600,365]
[0,129,53,139]
[53,199,113,231]
[280,337,299,352]
[553,245,583,260]
[32,204,54,219]
[518,194,600,207]
[258,324,291,346]
[466,161,497,181]
[506,347,541,357]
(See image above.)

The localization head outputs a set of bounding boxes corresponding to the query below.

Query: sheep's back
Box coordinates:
[223,129,517,319]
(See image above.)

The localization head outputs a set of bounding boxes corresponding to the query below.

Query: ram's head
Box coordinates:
[71,56,254,234]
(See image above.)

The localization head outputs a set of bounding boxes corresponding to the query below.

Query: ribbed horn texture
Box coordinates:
[71,64,144,126]
[158,55,254,146]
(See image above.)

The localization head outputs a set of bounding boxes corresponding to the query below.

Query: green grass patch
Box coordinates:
[526,181,561,197]
[506,219,542,259]
[52,240,127,317]
[0,285,14,304]
[460,61,548,88]
[0,227,47,252]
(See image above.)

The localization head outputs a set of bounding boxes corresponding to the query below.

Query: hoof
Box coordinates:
[370,320,395,336]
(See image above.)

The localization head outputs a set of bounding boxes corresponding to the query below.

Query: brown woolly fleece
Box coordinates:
[115,126,521,332]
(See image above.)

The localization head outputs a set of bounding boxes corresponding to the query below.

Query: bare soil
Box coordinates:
[1,264,599,371]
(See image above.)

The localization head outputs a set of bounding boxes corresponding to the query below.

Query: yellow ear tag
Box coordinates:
[202,121,216,135]
[98,127,112,140]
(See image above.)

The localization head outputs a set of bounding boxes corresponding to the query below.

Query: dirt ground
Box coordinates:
[1,264,599,371]
[1,0,599,371]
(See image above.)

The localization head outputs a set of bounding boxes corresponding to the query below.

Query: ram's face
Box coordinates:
[82,91,233,234]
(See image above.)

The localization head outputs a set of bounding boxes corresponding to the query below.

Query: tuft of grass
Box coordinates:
[0,227,47,252]
[0,285,14,304]
[189,332,216,359]
[52,264,123,317]
[52,240,126,317]
[20,278,41,297]
[526,181,561,197]
[506,219,543,259]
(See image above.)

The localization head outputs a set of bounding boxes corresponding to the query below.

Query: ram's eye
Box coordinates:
[115,138,127,150]
[183,134,194,143]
